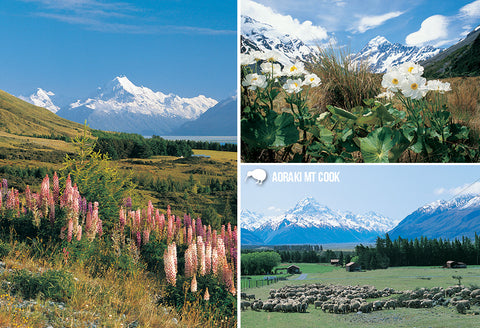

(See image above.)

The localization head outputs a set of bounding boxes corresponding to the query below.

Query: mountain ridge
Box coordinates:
[241,197,397,245]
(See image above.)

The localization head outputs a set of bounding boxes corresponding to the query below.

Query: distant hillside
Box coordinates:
[0,90,84,138]
[388,194,480,240]
[171,95,237,136]
[423,26,480,78]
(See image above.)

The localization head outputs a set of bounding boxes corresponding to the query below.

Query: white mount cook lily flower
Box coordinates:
[283,79,303,94]
[242,73,267,90]
[302,73,321,87]
[400,75,427,100]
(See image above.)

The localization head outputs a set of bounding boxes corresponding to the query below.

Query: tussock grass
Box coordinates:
[445,76,480,128]
[308,46,381,111]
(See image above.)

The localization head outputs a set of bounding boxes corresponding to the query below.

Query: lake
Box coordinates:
[149,135,237,144]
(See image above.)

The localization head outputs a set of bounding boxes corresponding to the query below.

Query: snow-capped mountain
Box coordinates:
[56,76,217,135]
[241,15,319,65]
[388,194,480,240]
[241,197,398,245]
[18,88,60,113]
[171,94,237,136]
[351,36,441,73]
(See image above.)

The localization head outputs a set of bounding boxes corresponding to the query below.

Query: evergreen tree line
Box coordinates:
[355,233,480,270]
[92,131,236,160]
[273,244,323,252]
[133,174,236,195]
[185,140,236,152]
[278,249,353,264]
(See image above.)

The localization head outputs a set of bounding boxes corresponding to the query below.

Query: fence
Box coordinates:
[241,275,289,289]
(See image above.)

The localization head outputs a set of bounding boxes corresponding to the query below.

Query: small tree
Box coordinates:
[61,125,136,233]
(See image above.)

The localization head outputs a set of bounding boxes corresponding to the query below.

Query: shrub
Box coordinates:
[11,269,74,302]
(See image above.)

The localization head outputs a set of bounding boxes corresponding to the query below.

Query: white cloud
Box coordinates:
[436,182,480,196]
[451,182,480,195]
[242,0,329,43]
[355,11,404,33]
[460,0,480,18]
[434,187,446,195]
[405,15,449,46]
[267,206,283,212]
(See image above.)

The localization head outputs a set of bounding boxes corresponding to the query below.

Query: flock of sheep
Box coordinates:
[241,283,480,315]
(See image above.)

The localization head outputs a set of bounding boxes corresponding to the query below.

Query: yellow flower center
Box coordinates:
[294,83,298,87]
[252,77,257,81]
[310,78,315,82]
[411,83,418,90]
[290,66,297,72]
[408,66,414,73]
[392,78,399,85]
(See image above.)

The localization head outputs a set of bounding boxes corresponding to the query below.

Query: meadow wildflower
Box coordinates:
[283,79,303,93]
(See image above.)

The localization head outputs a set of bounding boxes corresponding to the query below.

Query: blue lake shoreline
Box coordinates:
[145,135,237,144]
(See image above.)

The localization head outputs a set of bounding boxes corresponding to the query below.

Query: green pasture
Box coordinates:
[240,263,480,328]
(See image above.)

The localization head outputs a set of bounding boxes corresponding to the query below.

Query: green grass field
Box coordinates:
[240,263,480,328]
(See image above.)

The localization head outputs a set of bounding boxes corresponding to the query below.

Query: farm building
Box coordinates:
[445,261,467,268]
[274,265,301,274]
[346,262,361,272]
[330,259,341,266]
[287,265,301,274]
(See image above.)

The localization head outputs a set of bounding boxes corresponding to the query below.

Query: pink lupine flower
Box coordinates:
[221,225,226,244]
[76,225,82,241]
[40,175,50,214]
[119,207,126,228]
[184,245,195,278]
[191,274,197,293]
[52,172,59,204]
[67,219,73,242]
[217,237,226,261]
[197,237,206,276]
[196,217,203,238]
[205,243,212,274]
[157,211,165,234]
[6,189,15,210]
[135,209,141,229]
[136,231,142,248]
[164,242,177,286]
[85,211,92,231]
[97,219,103,237]
[187,226,193,245]
[204,288,210,301]
[49,194,55,224]
[211,248,218,275]
[143,229,150,245]
[212,230,217,248]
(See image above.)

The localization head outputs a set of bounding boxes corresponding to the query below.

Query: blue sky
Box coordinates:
[242,0,480,52]
[241,165,480,223]
[0,0,236,102]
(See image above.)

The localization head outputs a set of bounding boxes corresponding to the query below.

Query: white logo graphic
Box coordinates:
[246,169,267,185]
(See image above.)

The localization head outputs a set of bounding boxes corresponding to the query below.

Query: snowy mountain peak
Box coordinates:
[351,36,442,73]
[368,36,391,47]
[241,15,320,66]
[419,194,479,214]
[18,88,60,113]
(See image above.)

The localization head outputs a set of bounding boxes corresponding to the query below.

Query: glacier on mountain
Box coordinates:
[19,88,60,113]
